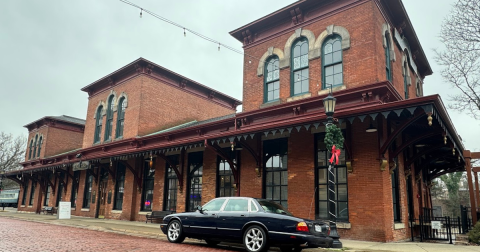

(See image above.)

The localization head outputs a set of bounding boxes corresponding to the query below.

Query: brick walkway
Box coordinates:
[0,218,243,252]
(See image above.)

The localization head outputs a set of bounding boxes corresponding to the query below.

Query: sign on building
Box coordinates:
[431,221,442,230]
[72,161,90,171]
[57,201,71,220]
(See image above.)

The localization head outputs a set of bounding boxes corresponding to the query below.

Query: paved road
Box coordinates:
[0,218,246,252]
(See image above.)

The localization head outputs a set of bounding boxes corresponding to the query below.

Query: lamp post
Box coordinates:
[322,90,342,248]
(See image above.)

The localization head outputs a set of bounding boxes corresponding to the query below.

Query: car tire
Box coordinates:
[243,225,268,252]
[280,247,303,252]
[166,220,185,243]
[205,239,220,246]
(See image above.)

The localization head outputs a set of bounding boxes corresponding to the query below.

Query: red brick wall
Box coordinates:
[239,137,262,199]
[83,75,235,148]
[25,125,84,161]
[242,1,379,112]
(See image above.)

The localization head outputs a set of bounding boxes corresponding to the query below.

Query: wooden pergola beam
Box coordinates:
[472,152,480,159]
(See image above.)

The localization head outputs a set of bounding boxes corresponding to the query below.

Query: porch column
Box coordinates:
[464,150,477,225]
[475,172,480,208]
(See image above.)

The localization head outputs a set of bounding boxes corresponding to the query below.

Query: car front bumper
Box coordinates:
[160,224,167,235]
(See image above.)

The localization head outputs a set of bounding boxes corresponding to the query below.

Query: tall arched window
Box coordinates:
[37,136,42,157]
[322,35,343,89]
[116,98,126,138]
[404,61,409,99]
[104,96,114,141]
[32,135,38,159]
[94,106,103,143]
[28,139,33,159]
[264,56,280,102]
[385,33,392,82]
[291,37,309,96]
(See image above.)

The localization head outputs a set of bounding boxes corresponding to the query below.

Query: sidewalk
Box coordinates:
[1,210,480,252]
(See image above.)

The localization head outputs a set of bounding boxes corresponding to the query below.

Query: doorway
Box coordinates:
[96,169,109,219]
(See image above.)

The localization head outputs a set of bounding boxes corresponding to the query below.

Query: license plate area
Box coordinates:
[314,225,322,232]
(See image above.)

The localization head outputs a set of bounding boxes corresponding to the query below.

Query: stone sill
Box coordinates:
[27,206,33,208]
[111,210,122,214]
[81,208,90,212]
[71,208,76,211]
[286,92,311,102]
[20,205,26,208]
[337,222,351,229]
[318,85,346,96]
[138,211,151,215]
[260,100,281,109]
[394,223,405,230]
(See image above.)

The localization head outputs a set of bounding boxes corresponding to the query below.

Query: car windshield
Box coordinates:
[257,200,292,216]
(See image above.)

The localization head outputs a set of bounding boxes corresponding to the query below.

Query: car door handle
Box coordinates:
[240,214,245,217]
[211,214,216,216]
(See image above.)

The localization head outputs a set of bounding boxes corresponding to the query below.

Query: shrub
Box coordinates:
[468,222,480,244]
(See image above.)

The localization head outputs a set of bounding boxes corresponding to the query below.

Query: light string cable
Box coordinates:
[119,0,325,86]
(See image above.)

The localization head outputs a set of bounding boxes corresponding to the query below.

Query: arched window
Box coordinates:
[28,139,33,160]
[264,56,280,102]
[94,106,103,143]
[116,98,126,138]
[32,135,38,159]
[404,61,409,99]
[37,136,42,157]
[322,35,343,89]
[385,33,392,81]
[291,37,309,96]
[104,96,114,141]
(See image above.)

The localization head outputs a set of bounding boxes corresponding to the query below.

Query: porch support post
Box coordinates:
[475,172,480,208]
[464,150,477,225]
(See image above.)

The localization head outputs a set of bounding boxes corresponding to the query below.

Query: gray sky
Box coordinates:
[1,0,478,152]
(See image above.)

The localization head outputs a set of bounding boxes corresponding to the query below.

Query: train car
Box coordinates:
[0,189,20,208]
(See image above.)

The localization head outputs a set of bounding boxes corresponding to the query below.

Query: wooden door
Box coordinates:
[98,180,108,218]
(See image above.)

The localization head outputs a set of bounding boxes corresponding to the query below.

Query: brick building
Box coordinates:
[6,0,470,242]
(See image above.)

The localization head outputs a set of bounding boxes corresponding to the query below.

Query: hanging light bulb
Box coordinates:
[110,158,112,167]
[218,43,221,51]
[140,9,143,18]
[444,136,447,145]
[149,153,153,168]
[452,148,455,156]
[184,28,186,37]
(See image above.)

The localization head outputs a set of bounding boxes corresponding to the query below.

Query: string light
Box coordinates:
[184,28,186,37]
[119,0,322,85]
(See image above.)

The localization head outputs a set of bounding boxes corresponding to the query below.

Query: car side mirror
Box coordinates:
[196,205,203,213]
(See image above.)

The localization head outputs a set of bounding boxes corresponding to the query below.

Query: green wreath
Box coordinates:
[324,124,344,151]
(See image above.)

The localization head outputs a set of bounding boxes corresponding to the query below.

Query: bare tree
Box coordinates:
[0,132,26,189]
[435,0,480,119]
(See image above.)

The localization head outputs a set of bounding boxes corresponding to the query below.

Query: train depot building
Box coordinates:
[6,0,476,242]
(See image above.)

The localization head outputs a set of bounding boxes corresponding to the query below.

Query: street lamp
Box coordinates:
[322,92,337,125]
[322,90,342,249]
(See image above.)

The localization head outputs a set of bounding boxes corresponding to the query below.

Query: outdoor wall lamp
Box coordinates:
[255,167,261,177]
[380,158,388,171]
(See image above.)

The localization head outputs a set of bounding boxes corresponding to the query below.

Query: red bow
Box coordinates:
[329,145,341,165]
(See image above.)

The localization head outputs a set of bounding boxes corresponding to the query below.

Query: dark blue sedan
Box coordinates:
[160,197,333,252]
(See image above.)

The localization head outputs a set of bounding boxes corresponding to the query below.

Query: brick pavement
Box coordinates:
[0,218,244,252]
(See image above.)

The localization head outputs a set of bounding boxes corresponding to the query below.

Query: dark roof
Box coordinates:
[142,113,236,137]
[24,115,85,128]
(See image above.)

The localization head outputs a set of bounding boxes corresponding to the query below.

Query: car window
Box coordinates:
[249,200,259,212]
[223,199,249,212]
[202,199,226,211]
[257,200,292,216]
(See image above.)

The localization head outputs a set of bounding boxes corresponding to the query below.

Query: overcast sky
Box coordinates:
[1,0,478,152]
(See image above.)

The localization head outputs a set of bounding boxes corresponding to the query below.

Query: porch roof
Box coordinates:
[9,81,464,181]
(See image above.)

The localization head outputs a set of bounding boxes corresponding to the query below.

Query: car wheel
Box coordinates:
[205,239,220,246]
[280,247,303,252]
[243,225,268,252]
[167,220,185,243]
